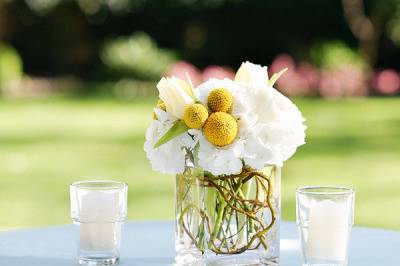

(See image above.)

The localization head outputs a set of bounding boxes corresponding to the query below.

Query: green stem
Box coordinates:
[206,186,216,228]
[237,188,254,233]
[209,185,227,248]
[197,218,205,252]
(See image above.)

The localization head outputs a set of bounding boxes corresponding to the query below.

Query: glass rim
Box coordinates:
[70,180,127,190]
[296,186,354,195]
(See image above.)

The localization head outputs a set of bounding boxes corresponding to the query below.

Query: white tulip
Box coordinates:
[157,77,194,119]
[235,61,269,87]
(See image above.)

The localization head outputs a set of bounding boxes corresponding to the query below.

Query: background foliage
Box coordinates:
[0,0,399,229]
[1,0,400,78]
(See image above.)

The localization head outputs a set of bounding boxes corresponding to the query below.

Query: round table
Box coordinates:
[0,221,398,265]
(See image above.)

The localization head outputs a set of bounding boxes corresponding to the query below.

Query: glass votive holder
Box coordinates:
[70,180,128,266]
[296,186,355,266]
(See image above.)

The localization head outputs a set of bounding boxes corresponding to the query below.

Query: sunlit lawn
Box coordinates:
[0,97,399,230]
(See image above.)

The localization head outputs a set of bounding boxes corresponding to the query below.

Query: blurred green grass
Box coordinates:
[0,97,399,230]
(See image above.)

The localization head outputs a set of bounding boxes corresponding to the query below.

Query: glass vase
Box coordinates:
[175,152,281,266]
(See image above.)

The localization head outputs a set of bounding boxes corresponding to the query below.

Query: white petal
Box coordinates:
[144,111,196,174]
[235,61,269,87]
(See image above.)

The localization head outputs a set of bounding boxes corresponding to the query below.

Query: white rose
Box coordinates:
[235,61,269,87]
[157,76,194,119]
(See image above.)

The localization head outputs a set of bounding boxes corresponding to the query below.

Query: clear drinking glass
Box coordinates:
[70,180,128,266]
[296,186,354,266]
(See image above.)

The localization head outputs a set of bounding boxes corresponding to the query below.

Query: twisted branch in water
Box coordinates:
[178,168,277,255]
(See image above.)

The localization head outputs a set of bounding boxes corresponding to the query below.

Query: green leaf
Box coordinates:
[268,68,288,87]
[154,120,189,148]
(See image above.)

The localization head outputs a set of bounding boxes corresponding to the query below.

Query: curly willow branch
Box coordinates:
[178,167,277,255]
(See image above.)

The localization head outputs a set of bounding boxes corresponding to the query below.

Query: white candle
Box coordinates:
[80,223,120,251]
[306,199,350,261]
[70,180,127,264]
[78,189,124,251]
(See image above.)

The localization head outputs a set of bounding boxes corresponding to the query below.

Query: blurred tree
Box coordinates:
[0,1,13,40]
[341,0,400,66]
[7,1,96,76]
[101,32,177,80]
[0,42,23,94]
[25,0,61,14]
[0,0,398,79]
[310,41,367,69]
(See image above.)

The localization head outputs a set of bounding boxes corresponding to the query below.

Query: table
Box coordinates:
[0,221,398,265]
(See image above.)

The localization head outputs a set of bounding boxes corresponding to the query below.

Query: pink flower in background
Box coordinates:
[270,54,296,74]
[165,57,398,98]
[271,54,303,96]
[297,62,320,93]
[319,66,368,98]
[165,61,202,86]
[340,65,368,97]
[271,55,319,96]
[275,70,305,96]
[270,53,370,98]
[165,61,234,86]
[374,69,400,95]
[202,65,235,81]
[319,70,343,98]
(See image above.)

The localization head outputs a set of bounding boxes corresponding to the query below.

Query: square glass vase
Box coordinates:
[175,155,281,266]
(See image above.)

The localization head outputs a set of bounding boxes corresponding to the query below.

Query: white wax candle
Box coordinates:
[306,199,350,261]
[78,190,123,251]
[79,190,122,221]
[80,222,121,251]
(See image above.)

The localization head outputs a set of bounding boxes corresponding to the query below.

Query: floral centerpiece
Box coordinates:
[144,61,306,265]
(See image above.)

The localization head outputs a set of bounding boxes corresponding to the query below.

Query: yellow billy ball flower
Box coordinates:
[203,112,238,147]
[207,88,233,113]
[183,103,209,129]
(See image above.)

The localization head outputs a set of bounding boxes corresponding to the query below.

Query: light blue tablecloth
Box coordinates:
[0,221,398,265]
